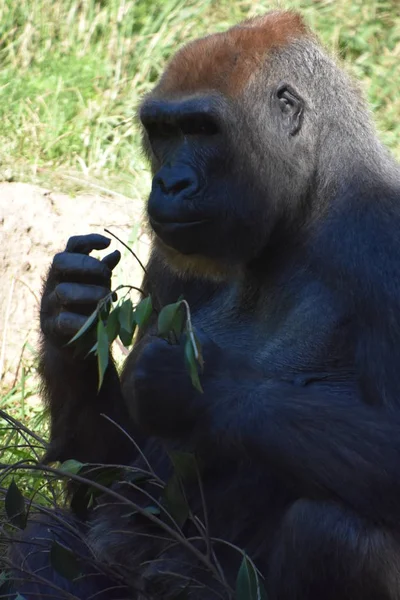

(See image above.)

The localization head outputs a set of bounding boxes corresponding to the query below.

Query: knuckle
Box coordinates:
[140,338,164,361]
[40,315,54,336]
[133,364,154,390]
[54,313,67,333]
[56,312,84,336]
[41,290,54,311]
[68,234,83,244]
[76,253,90,270]
[85,255,111,279]
[44,290,61,312]
[65,235,79,251]
[54,283,66,302]
[133,365,148,383]
[54,284,77,307]
[51,252,65,272]
[135,348,152,372]
[92,286,110,302]
[135,343,162,371]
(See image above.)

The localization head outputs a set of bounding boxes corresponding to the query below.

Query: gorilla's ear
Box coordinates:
[276,83,304,136]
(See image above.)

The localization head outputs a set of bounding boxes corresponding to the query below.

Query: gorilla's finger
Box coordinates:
[65,234,111,255]
[44,312,90,339]
[52,253,112,282]
[54,283,111,306]
[102,250,121,271]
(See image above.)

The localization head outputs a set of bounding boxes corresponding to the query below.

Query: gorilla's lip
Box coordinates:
[149,216,210,231]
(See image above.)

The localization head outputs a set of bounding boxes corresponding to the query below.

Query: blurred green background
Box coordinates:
[0,0,399,453]
[0,0,399,195]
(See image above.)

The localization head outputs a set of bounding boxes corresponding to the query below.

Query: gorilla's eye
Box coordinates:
[179,114,219,136]
[146,121,178,139]
[277,87,299,114]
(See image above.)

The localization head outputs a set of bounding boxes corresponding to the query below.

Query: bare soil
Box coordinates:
[0,182,149,389]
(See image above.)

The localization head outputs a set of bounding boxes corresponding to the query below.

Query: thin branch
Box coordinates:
[114,284,147,298]
[99,414,163,484]
[182,299,200,362]
[196,463,212,562]
[104,228,148,279]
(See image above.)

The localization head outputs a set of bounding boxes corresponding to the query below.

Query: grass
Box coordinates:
[0,0,398,193]
[0,0,400,472]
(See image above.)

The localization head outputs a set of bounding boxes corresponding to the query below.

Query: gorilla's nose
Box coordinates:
[154,165,199,197]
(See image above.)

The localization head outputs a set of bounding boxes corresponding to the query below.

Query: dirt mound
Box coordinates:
[0,182,149,388]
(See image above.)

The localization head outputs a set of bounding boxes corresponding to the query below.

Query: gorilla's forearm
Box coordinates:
[209,375,400,527]
[40,340,138,464]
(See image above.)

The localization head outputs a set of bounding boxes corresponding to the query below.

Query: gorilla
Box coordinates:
[6,9,400,600]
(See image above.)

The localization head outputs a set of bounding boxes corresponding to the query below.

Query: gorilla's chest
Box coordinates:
[193,276,353,376]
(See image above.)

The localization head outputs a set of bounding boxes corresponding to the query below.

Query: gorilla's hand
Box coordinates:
[40,234,121,352]
[130,332,223,438]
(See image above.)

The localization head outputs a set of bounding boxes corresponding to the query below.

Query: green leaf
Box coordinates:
[134,295,153,329]
[96,319,109,390]
[59,459,86,476]
[184,336,203,393]
[70,466,123,516]
[15,595,27,600]
[89,466,123,488]
[0,570,8,589]
[163,474,189,528]
[157,301,183,336]
[143,505,161,516]
[99,301,111,321]
[119,327,134,347]
[168,451,198,483]
[106,305,121,344]
[162,452,198,528]
[118,299,136,346]
[66,307,98,345]
[118,298,134,331]
[5,480,26,529]
[236,554,267,600]
[85,341,98,357]
[50,541,81,581]
[127,471,154,485]
[172,306,186,338]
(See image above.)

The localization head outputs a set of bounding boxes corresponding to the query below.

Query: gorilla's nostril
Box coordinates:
[155,167,198,197]
[156,176,196,196]
[170,178,192,194]
[156,177,167,194]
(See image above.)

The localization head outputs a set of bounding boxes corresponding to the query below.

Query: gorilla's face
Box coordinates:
[140,79,307,276]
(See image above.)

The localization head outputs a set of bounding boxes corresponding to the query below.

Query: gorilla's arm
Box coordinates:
[211,376,400,527]
[39,343,136,464]
[39,234,141,464]
[39,237,219,465]
[130,334,400,530]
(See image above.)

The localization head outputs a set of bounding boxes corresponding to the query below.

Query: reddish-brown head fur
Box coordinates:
[155,11,309,98]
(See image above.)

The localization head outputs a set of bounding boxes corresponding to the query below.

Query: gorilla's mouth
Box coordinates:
[149,217,211,255]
